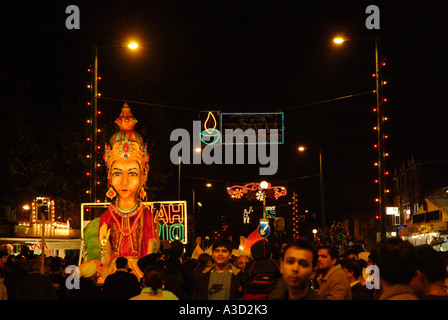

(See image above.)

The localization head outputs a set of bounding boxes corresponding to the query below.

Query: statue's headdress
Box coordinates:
[103,103,149,199]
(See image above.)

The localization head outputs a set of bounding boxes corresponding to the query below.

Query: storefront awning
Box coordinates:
[0,238,82,250]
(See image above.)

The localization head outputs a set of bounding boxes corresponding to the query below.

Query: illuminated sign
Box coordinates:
[149,201,188,243]
[386,207,399,216]
[265,206,276,219]
[32,197,53,223]
[220,112,284,144]
[80,201,188,244]
[227,182,287,201]
[258,220,270,238]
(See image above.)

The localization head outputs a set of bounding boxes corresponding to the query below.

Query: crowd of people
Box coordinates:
[1,237,448,300]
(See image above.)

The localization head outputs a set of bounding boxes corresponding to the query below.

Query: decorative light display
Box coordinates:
[291,191,300,240]
[85,65,103,200]
[220,112,284,145]
[265,206,276,219]
[213,218,229,240]
[372,55,390,212]
[227,182,287,200]
[30,197,70,229]
[80,201,188,244]
[200,111,221,145]
[243,206,253,224]
[148,201,188,243]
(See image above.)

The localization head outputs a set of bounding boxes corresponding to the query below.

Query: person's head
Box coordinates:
[143,263,164,292]
[342,259,362,283]
[344,249,358,260]
[317,245,339,272]
[50,257,62,273]
[79,260,98,281]
[280,239,314,291]
[251,239,272,260]
[0,251,8,265]
[374,237,416,286]
[169,240,184,259]
[28,259,41,273]
[367,250,378,266]
[410,245,448,298]
[212,239,233,267]
[235,255,249,271]
[116,257,128,269]
[198,253,211,267]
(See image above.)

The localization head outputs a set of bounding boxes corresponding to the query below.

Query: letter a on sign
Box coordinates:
[365,5,380,30]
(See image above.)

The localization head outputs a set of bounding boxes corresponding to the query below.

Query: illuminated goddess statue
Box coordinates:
[98,103,158,281]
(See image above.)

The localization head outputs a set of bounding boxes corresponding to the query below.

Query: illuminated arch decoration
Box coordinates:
[227,182,287,201]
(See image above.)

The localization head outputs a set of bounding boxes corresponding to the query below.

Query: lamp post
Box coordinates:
[298,146,325,232]
[374,35,387,241]
[333,35,386,240]
[260,181,269,220]
[89,41,139,203]
[178,147,202,200]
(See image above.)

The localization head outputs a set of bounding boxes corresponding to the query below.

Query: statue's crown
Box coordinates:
[103,104,149,173]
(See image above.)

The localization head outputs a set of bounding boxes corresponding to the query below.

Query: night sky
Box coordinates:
[2,1,448,236]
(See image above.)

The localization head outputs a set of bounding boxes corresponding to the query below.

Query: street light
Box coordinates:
[128,42,139,50]
[333,37,345,44]
[298,146,326,232]
[89,41,139,203]
[332,34,387,240]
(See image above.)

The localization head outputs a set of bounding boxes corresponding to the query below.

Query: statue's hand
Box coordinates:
[99,223,110,246]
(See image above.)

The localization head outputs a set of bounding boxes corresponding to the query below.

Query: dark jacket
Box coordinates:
[243,239,281,298]
[102,269,141,300]
[192,264,243,300]
[351,281,373,300]
[15,272,57,300]
[66,277,103,300]
[279,287,324,300]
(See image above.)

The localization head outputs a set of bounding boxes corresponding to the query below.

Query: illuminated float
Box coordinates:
[81,104,158,282]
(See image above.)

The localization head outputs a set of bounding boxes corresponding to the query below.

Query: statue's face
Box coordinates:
[110,159,142,203]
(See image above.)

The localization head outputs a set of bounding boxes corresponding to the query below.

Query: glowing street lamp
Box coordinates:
[128,42,139,50]
[90,41,139,203]
[331,34,387,240]
[333,37,345,44]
